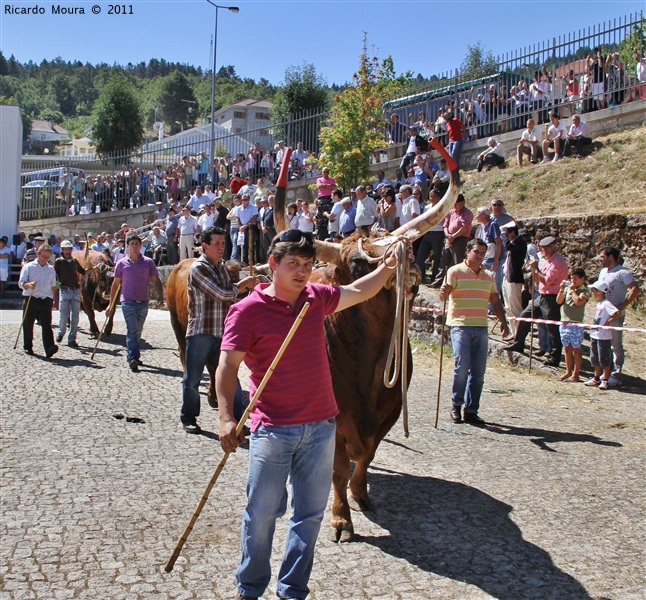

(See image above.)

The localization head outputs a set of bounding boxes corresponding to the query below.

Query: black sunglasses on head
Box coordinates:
[278,230,314,244]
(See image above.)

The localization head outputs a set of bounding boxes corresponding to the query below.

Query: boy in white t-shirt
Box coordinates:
[584,280,620,390]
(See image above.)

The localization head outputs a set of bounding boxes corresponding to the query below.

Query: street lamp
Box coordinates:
[206,1,239,168]
[175,121,184,133]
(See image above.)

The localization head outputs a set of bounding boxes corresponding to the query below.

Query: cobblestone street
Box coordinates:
[1,309,644,599]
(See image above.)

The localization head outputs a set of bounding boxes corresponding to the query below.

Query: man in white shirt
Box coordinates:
[562,115,592,158]
[517,118,543,165]
[398,185,420,226]
[198,203,215,231]
[476,138,505,172]
[236,195,259,263]
[178,206,199,260]
[542,113,568,163]
[203,184,217,203]
[354,186,379,233]
[186,186,207,212]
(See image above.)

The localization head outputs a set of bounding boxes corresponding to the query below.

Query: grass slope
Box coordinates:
[460,125,646,218]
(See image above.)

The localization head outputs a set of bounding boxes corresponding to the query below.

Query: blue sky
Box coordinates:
[1,1,644,85]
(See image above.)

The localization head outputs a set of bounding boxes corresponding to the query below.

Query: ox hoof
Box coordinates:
[348,494,375,512]
[331,525,355,543]
[207,394,218,409]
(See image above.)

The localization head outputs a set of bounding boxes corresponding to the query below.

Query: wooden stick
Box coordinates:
[434,279,449,429]
[248,228,255,277]
[91,282,120,361]
[14,290,35,350]
[529,277,535,373]
[164,301,311,573]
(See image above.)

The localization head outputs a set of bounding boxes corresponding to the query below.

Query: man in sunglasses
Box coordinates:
[217,229,400,600]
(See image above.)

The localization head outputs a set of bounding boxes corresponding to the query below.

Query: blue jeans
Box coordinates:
[450,326,489,415]
[181,334,245,424]
[237,418,336,600]
[58,288,81,343]
[121,300,148,362]
[230,228,240,260]
[448,140,463,166]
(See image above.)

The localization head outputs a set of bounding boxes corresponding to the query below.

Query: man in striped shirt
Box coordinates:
[440,238,509,425]
[180,226,258,434]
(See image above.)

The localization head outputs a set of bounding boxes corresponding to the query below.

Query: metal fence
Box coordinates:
[19,11,644,221]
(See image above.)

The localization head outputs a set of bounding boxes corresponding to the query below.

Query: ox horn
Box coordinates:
[272,146,342,265]
[390,138,460,242]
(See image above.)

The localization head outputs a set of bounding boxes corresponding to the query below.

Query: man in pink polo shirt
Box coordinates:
[504,236,569,367]
[316,167,335,199]
[430,193,473,287]
[216,230,399,600]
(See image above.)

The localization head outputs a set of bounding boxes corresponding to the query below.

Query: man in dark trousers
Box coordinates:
[19,244,58,357]
[500,225,527,339]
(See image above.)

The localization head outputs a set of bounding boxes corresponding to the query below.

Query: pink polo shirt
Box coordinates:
[443,206,474,237]
[316,175,336,197]
[221,282,341,431]
[538,252,569,295]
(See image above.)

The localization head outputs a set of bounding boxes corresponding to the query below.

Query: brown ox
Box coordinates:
[273,145,459,542]
[72,250,114,337]
[166,258,247,406]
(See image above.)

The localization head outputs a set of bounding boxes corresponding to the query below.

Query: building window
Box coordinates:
[235,128,242,134]
[234,111,246,119]
[255,112,270,120]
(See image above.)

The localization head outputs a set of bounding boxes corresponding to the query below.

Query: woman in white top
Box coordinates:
[297,201,315,233]
[286,202,300,230]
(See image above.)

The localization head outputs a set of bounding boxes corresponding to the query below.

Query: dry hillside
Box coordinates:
[460,125,646,218]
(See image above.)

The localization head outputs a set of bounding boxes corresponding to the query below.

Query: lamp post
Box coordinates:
[206,2,239,167]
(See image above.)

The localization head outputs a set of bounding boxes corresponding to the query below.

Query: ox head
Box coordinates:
[273,140,460,268]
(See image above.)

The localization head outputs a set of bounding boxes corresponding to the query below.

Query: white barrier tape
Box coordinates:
[411,306,645,333]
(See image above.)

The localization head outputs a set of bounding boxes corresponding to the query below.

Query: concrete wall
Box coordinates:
[0,105,23,241]
[22,204,157,239]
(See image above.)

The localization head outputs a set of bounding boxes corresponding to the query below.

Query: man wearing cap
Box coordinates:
[19,244,59,357]
[198,203,215,231]
[178,206,199,261]
[490,199,514,296]
[54,240,86,347]
[430,194,473,287]
[109,235,164,372]
[503,236,569,367]
[440,239,509,426]
[597,246,640,384]
[154,202,167,221]
[338,197,356,238]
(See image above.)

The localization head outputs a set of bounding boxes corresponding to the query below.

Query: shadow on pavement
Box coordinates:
[357,472,592,599]
[484,424,623,453]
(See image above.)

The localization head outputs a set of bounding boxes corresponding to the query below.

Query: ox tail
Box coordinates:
[273,147,293,232]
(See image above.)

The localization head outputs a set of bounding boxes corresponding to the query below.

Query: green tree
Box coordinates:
[619,17,645,75]
[157,70,197,134]
[459,42,498,80]
[318,41,389,191]
[91,75,143,155]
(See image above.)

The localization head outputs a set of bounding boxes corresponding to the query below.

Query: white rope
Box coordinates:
[357,236,414,437]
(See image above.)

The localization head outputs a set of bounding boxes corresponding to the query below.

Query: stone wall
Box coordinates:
[516,212,645,303]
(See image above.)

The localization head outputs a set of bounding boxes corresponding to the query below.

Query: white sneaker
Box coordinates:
[598,379,609,390]
[607,375,620,386]
[542,156,549,163]
[552,154,560,163]
[584,377,600,386]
